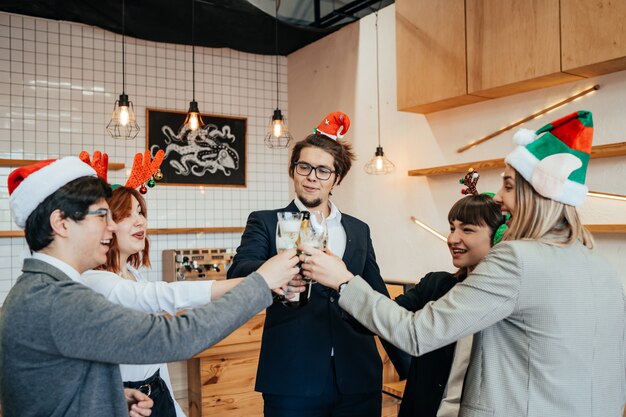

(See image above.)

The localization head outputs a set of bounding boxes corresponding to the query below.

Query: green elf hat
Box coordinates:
[504,110,593,207]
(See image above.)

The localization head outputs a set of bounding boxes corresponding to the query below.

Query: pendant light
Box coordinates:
[181,0,204,133]
[106,0,140,140]
[364,11,395,175]
[264,0,292,149]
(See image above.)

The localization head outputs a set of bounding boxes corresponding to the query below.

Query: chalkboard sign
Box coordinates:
[146,108,246,187]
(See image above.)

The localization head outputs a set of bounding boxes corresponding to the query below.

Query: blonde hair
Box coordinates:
[504,170,594,248]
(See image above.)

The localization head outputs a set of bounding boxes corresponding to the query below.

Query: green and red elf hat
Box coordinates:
[505,110,593,207]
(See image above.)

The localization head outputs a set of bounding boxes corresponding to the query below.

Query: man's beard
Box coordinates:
[298,195,323,209]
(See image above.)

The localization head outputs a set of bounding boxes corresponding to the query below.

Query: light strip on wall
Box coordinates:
[457,84,600,153]
[588,191,626,202]
[410,216,447,242]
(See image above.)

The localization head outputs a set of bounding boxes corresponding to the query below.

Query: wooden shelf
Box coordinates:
[585,224,626,234]
[408,141,626,176]
[0,158,125,171]
[0,227,244,238]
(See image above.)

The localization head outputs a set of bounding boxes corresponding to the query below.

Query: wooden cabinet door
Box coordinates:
[466,0,581,97]
[396,0,486,113]
[561,0,626,77]
[188,313,265,417]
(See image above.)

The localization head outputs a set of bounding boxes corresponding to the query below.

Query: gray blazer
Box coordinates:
[0,258,273,417]
[340,241,626,417]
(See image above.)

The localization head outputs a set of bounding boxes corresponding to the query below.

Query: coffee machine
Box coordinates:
[162,248,235,282]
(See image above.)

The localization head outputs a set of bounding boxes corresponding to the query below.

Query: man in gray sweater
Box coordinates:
[0,157,300,417]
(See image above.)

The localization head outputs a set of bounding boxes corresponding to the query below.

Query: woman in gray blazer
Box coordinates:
[300,111,626,417]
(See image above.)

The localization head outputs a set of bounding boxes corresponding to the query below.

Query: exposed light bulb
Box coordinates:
[273,120,282,137]
[265,109,292,149]
[106,94,139,140]
[189,112,199,131]
[375,156,383,171]
[364,146,395,175]
[119,105,129,126]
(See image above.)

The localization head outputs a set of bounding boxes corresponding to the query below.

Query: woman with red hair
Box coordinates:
[82,186,244,417]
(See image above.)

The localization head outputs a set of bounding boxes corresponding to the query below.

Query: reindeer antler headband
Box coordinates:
[80,149,165,194]
[458,167,510,245]
[459,168,480,195]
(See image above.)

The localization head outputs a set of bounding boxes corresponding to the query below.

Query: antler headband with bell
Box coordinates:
[457,167,510,245]
[80,149,165,194]
[126,150,165,194]
[459,168,480,195]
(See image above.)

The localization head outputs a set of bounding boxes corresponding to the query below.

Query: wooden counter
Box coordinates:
[186,295,404,417]
[187,311,266,417]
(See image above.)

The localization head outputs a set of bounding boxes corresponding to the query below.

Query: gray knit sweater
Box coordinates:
[0,258,273,417]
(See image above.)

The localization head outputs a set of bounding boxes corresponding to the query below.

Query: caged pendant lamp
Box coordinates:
[264,0,292,149]
[107,0,140,140]
[181,0,204,134]
[364,11,395,175]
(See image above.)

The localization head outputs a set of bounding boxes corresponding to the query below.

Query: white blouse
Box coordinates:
[82,266,214,417]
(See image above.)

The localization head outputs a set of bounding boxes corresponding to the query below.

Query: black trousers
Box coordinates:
[124,369,177,417]
[262,358,381,417]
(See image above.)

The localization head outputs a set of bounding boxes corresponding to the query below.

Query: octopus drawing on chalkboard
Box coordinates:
[150,123,240,177]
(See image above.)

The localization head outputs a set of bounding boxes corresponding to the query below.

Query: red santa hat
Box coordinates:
[315,112,351,140]
[8,156,97,229]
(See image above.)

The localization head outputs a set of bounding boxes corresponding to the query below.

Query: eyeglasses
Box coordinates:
[77,208,114,225]
[294,162,335,181]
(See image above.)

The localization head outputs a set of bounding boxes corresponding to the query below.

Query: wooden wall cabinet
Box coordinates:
[396,0,487,113]
[466,0,582,98]
[561,0,626,77]
[396,0,626,114]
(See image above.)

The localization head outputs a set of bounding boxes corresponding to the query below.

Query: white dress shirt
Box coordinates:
[294,198,347,356]
[29,252,84,284]
[294,197,346,258]
[82,266,214,417]
[437,335,473,417]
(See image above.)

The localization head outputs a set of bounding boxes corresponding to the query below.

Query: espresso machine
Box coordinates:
[162,248,235,282]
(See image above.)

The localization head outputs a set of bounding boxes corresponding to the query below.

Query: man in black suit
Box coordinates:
[227,113,409,417]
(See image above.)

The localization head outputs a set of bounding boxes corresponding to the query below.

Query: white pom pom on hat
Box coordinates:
[513,128,537,146]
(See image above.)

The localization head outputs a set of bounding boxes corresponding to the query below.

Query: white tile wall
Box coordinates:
[0,11,292,302]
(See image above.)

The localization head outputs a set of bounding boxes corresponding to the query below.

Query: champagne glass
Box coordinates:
[275,212,303,305]
[276,212,303,253]
[299,211,327,252]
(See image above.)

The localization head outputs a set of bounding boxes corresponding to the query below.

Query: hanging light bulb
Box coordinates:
[264,0,292,149]
[183,99,203,132]
[273,113,283,137]
[365,146,395,175]
[107,0,140,140]
[181,0,204,134]
[119,102,130,126]
[364,10,395,175]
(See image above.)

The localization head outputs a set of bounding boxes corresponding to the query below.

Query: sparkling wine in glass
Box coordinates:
[275,212,303,306]
[276,212,303,253]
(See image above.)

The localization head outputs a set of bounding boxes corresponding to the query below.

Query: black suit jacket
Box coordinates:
[227,201,410,396]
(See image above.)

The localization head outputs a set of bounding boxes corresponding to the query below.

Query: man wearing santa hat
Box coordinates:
[228,112,410,417]
[0,157,300,417]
